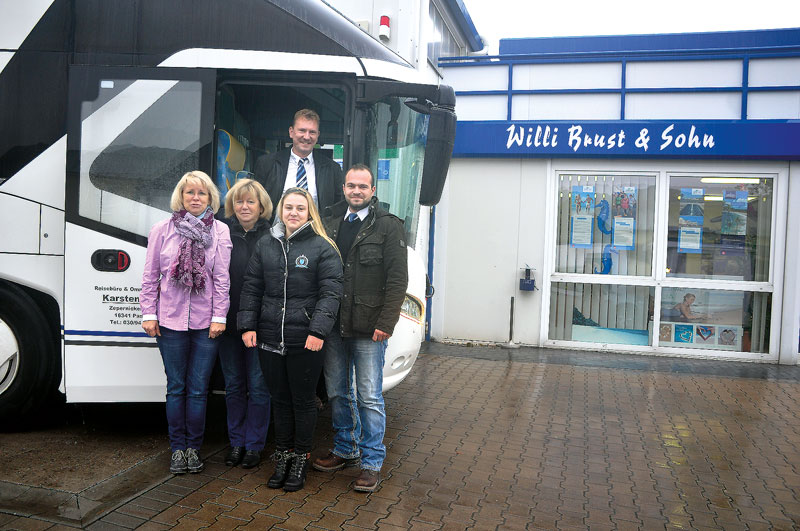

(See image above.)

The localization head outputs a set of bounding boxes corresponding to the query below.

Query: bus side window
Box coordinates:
[78,80,204,237]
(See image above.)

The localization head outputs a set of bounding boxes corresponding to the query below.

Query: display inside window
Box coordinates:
[666,176,773,281]
[556,174,655,276]
[659,287,771,353]
[549,282,654,346]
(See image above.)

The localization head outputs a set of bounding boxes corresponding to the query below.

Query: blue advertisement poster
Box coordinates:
[721,190,748,236]
[678,188,704,254]
[611,185,636,250]
[570,185,594,248]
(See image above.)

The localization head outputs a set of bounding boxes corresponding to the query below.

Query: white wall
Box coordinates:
[431,158,547,344]
[779,160,800,364]
[327,0,425,71]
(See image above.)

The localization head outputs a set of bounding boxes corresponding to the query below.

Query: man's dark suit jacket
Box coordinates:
[253,148,344,218]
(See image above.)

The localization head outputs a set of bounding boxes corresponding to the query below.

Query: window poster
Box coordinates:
[678,188,704,253]
[659,289,744,351]
[612,185,636,250]
[570,185,594,248]
[721,190,748,236]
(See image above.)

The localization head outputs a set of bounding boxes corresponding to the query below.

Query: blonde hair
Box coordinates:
[278,188,340,257]
[170,170,221,213]
[224,178,273,220]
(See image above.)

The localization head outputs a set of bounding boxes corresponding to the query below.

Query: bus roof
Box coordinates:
[0,0,413,184]
[3,0,408,67]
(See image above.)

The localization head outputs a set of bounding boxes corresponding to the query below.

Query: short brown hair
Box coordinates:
[224,178,273,220]
[293,109,320,127]
[346,163,374,187]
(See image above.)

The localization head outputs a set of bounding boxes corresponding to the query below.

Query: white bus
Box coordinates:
[0,0,455,420]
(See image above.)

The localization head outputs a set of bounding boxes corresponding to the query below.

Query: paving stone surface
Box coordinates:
[3,343,800,529]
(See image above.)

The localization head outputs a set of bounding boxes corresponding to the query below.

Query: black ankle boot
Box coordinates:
[283,452,309,492]
[267,449,294,489]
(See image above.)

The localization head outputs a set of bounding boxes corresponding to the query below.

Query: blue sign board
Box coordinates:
[377,159,391,180]
[453,121,800,159]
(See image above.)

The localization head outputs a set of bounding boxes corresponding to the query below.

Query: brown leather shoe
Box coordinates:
[353,469,380,492]
[312,451,359,472]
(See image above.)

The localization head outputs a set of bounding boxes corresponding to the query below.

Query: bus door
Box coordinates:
[350,79,456,389]
[212,73,353,200]
[64,66,215,402]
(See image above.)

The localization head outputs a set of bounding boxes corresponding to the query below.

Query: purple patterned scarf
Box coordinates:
[169,207,214,292]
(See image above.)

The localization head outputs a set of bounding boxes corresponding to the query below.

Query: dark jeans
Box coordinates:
[218,334,270,451]
[259,347,323,454]
[156,327,219,450]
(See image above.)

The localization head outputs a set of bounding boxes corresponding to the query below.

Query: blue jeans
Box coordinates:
[156,327,219,451]
[218,334,270,451]
[323,334,386,471]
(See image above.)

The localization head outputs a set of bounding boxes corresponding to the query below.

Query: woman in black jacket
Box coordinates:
[219,179,273,470]
[239,187,343,492]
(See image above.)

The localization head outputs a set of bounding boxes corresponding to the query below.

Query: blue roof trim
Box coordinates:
[442,0,483,52]
[499,27,800,56]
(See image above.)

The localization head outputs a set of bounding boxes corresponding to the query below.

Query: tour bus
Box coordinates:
[0,0,456,420]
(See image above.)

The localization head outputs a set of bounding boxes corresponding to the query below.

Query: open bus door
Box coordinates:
[351,79,456,389]
[64,66,216,402]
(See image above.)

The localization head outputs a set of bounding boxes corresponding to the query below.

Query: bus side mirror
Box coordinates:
[419,105,456,206]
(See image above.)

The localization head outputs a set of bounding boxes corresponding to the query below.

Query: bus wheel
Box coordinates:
[0,284,59,423]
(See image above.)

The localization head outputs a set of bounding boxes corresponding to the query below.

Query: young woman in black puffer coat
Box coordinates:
[238,187,342,492]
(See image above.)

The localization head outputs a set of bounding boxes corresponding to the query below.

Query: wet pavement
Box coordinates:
[3,342,800,529]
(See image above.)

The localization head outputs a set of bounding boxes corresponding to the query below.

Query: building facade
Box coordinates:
[434,29,800,364]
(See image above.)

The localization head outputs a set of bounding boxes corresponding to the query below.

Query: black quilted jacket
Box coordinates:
[237,221,343,353]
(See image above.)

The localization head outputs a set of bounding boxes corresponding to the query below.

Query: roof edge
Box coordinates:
[499,27,800,56]
[442,0,483,52]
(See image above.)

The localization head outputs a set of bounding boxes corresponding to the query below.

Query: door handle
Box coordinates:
[91,249,130,272]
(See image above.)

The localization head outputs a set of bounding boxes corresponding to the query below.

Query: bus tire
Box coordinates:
[0,283,59,424]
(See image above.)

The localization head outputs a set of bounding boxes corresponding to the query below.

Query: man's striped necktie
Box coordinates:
[296,157,309,189]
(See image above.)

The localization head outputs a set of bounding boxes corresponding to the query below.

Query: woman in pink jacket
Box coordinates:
[140,171,232,475]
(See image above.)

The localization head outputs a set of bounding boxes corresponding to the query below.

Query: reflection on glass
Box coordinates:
[659,287,770,353]
[549,282,654,346]
[365,97,428,247]
[666,176,773,281]
[79,80,203,237]
[555,174,656,276]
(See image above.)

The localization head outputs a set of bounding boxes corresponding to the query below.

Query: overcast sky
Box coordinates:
[460,0,800,53]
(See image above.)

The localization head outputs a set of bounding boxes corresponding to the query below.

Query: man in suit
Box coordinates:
[253,109,344,215]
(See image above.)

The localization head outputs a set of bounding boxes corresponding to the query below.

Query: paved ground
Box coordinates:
[3,342,800,529]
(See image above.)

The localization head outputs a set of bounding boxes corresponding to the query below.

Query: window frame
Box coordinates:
[541,159,788,361]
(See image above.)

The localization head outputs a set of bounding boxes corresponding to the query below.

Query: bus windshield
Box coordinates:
[365,97,429,247]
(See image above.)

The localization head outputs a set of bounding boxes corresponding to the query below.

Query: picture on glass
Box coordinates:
[570,185,594,248]
[660,288,746,351]
[678,188,704,253]
[612,185,636,250]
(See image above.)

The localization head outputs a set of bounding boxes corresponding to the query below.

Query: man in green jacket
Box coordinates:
[313,164,408,492]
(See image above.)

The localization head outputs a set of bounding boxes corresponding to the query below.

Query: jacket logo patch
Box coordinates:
[295,254,309,269]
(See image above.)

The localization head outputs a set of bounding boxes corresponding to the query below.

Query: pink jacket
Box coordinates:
[140,217,232,331]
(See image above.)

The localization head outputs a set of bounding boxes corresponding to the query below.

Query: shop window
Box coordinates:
[555,174,656,276]
[549,282,654,346]
[666,176,773,281]
[659,288,771,353]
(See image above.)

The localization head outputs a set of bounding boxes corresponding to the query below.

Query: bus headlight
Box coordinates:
[400,295,423,322]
